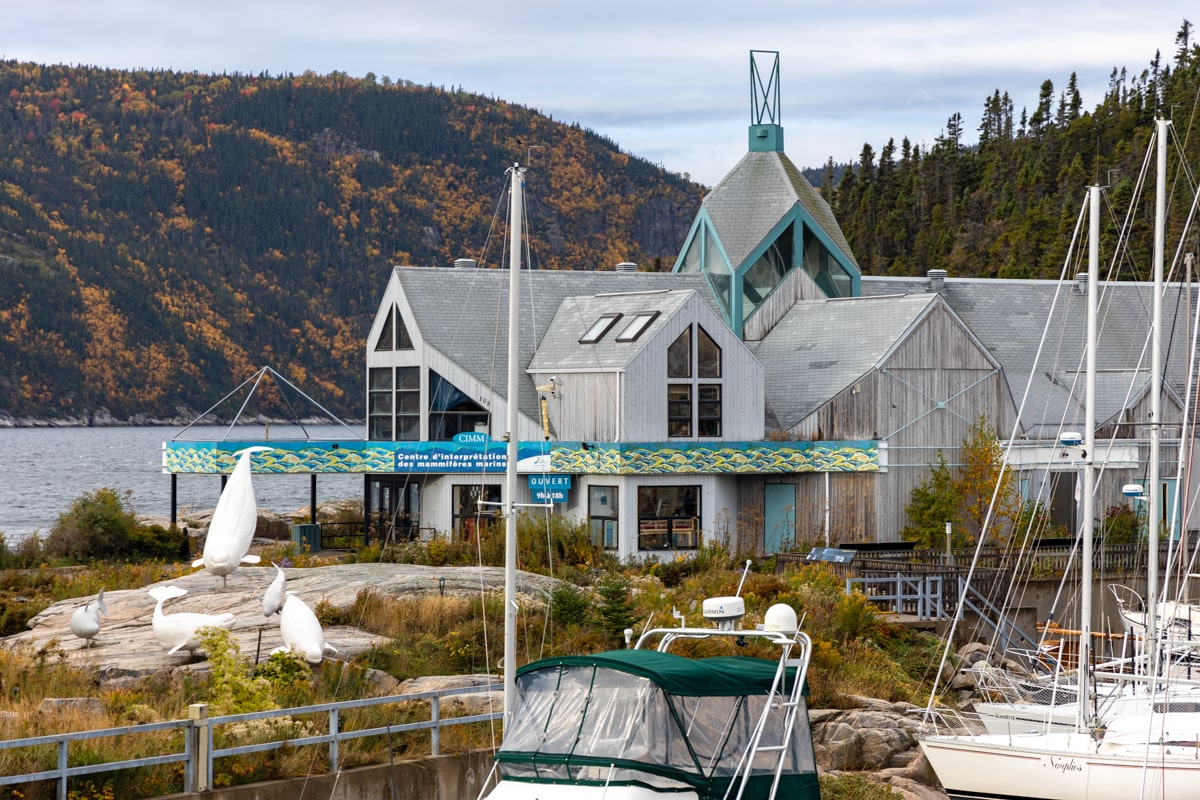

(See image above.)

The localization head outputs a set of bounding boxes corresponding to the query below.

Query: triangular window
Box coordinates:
[374,305,414,351]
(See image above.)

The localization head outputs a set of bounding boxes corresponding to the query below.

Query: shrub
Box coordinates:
[44,488,140,562]
[549,582,591,627]
[197,627,277,715]
[1102,503,1143,544]
[595,573,636,646]
[41,488,186,564]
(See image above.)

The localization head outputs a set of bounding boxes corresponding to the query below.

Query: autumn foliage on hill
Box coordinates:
[0,64,702,421]
[3,22,1199,423]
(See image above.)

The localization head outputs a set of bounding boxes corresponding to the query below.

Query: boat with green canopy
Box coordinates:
[483,598,820,800]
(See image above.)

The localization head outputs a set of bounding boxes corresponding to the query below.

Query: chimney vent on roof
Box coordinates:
[616,262,638,272]
[1075,272,1088,294]
[453,258,477,269]
[927,269,947,293]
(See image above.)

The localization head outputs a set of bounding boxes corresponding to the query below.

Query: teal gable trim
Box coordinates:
[734,211,800,329]
[672,207,736,328]
[794,205,861,296]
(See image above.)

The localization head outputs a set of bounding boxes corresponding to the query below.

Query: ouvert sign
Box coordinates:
[527,474,571,503]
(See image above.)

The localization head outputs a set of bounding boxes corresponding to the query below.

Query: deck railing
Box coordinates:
[778,541,1197,621]
[0,682,501,799]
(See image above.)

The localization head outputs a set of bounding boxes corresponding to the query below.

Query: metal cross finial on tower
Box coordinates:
[750,50,781,125]
[749,51,784,153]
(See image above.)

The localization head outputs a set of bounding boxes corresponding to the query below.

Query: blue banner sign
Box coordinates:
[528,474,571,503]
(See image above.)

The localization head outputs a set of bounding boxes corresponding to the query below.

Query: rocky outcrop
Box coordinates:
[812,695,947,800]
[5,563,558,684]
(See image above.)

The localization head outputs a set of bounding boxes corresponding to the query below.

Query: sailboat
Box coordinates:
[479,165,822,800]
[919,120,1200,799]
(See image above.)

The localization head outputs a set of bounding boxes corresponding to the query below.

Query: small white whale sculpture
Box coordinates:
[193,446,273,585]
[69,588,106,646]
[262,562,286,617]
[148,585,236,655]
[276,592,337,664]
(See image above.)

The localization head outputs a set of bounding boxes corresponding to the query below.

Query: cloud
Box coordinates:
[3,1,1193,184]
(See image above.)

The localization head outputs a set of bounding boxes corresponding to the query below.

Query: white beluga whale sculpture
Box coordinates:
[69,588,106,646]
[193,445,273,586]
[262,562,286,616]
[148,585,236,655]
[276,592,337,664]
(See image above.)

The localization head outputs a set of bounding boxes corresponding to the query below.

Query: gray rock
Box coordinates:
[39,697,104,716]
[6,563,558,680]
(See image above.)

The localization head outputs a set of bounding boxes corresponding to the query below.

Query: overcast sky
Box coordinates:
[5,2,1194,185]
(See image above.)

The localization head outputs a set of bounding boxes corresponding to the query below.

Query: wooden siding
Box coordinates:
[737,472,878,554]
[788,304,1016,542]
[422,347,542,442]
[742,267,828,342]
[623,294,764,441]
[531,371,619,442]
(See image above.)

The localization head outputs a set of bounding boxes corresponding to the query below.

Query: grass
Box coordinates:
[0,523,945,798]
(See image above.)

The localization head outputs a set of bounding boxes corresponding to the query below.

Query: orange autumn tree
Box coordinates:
[902,415,1038,549]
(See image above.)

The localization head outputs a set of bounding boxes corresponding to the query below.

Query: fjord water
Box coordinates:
[0,424,365,541]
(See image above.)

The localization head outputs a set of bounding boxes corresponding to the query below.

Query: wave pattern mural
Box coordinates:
[549,441,878,474]
[164,439,878,475]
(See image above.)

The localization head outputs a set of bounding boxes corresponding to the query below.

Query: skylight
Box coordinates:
[616,311,660,342]
[580,313,622,344]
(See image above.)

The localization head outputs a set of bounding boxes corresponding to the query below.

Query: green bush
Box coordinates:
[595,573,637,646]
[44,488,141,562]
[40,488,189,564]
[549,582,591,627]
[1102,503,1144,544]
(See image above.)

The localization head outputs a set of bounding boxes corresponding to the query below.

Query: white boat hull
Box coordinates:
[920,731,1200,799]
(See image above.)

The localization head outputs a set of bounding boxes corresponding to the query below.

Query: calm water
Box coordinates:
[0,424,366,541]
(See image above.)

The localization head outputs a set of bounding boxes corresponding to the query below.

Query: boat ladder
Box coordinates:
[723,632,812,800]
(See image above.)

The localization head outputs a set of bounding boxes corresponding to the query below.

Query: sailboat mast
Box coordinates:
[1078,184,1099,730]
[1148,119,1169,677]
[504,163,525,727]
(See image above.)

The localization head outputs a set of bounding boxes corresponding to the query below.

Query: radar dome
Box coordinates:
[763,603,798,635]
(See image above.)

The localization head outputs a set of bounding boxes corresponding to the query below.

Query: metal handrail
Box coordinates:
[0,682,502,798]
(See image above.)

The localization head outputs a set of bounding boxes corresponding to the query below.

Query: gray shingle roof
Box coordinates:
[393,267,718,419]
[862,276,1191,437]
[529,289,697,371]
[702,150,857,271]
[748,294,938,429]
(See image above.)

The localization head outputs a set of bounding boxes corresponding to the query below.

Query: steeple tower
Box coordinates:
[673,51,861,339]
[749,50,784,153]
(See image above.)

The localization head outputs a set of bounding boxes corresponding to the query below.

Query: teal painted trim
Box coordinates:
[792,205,861,292]
[734,210,800,329]
[733,211,799,278]
[163,439,879,475]
[673,208,737,328]
[748,124,784,152]
[676,212,700,275]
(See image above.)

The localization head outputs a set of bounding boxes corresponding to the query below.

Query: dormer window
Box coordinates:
[580,313,622,344]
[616,311,660,342]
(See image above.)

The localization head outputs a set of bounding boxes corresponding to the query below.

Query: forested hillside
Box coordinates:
[1,21,1197,423]
[826,20,1200,280]
[0,64,701,422]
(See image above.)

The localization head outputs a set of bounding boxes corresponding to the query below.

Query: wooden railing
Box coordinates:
[776,541,1194,580]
